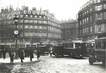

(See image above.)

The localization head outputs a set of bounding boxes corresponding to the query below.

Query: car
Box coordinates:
[88,37,106,65]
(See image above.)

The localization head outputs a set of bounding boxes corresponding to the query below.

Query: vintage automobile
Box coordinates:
[52,40,88,58]
[52,43,64,57]
[36,43,50,55]
[88,37,106,65]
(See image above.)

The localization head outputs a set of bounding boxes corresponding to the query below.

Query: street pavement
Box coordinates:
[0,56,105,73]
[0,57,37,63]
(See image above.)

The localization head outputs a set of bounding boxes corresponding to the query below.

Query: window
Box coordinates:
[19,20,23,23]
[29,20,33,23]
[39,16,42,18]
[24,20,29,23]
[90,26,93,33]
[43,21,47,24]
[98,25,101,32]
[34,26,37,29]
[95,24,105,33]
[95,13,103,20]
[104,12,106,19]
[90,16,92,22]
[30,15,33,18]
[25,14,28,17]
[94,0,101,3]
[95,5,102,11]
[30,26,33,29]
[25,25,28,29]
[102,40,106,49]
[83,28,85,33]
[18,25,22,28]
[95,39,106,49]
[39,26,42,29]
[34,15,37,18]
[63,42,73,48]
[96,0,101,3]
[34,20,37,23]
[90,8,93,12]
[20,15,23,18]
[104,4,106,9]
[38,21,42,24]
[86,17,89,23]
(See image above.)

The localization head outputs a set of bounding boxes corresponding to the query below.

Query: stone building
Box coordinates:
[61,20,78,41]
[78,0,106,41]
[0,6,61,46]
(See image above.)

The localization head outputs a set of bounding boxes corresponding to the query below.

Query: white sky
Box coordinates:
[0,0,89,20]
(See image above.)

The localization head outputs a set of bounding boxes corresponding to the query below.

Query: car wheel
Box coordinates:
[89,57,94,65]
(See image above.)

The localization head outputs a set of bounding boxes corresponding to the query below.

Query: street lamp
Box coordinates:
[13,14,19,51]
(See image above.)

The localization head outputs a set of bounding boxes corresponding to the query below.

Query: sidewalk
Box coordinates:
[0,57,38,63]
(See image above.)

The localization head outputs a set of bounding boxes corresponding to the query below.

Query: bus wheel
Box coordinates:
[89,57,94,65]
[55,53,58,57]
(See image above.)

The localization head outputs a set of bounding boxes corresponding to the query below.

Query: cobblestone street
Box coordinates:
[0,56,105,73]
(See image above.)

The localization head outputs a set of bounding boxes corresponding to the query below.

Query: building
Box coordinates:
[0,6,62,45]
[78,0,106,41]
[61,20,78,41]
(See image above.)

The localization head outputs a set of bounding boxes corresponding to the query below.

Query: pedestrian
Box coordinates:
[49,47,53,56]
[24,48,29,57]
[1,46,6,59]
[18,48,24,63]
[29,49,34,61]
[36,46,40,61]
[9,49,14,63]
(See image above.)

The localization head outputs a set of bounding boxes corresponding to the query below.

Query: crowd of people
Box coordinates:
[0,46,41,63]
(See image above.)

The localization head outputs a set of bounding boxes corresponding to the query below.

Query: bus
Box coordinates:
[52,40,88,58]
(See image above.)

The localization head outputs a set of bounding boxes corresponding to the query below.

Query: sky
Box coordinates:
[0,0,89,20]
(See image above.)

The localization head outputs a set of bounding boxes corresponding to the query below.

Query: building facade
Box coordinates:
[0,6,61,45]
[61,20,78,41]
[78,0,106,41]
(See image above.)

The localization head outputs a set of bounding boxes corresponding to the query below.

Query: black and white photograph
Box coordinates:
[0,0,106,73]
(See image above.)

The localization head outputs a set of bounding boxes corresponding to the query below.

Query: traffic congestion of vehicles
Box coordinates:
[51,39,106,65]
[0,39,105,66]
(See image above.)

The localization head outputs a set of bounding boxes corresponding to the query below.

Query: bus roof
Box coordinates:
[95,37,106,40]
[62,40,83,43]
[72,40,83,43]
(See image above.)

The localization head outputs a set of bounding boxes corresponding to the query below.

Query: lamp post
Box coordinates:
[13,14,19,51]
